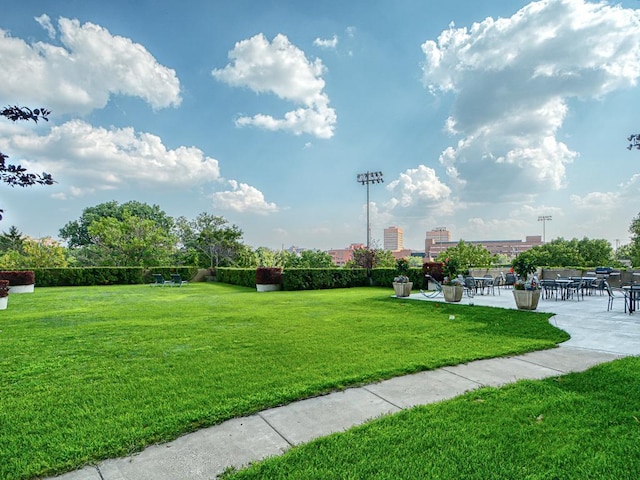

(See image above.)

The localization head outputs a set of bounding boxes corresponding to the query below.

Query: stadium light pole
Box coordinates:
[357,171,384,248]
[537,215,552,243]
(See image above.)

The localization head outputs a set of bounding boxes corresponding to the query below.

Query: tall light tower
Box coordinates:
[537,215,552,243]
[357,171,384,248]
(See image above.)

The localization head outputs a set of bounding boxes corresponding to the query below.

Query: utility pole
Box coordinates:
[356,171,384,248]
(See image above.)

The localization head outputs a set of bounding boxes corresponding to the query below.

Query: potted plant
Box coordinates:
[392,258,413,297]
[441,257,464,302]
[0,270,35,293]
[0,280,9,309]
[511,253,541,310]
[255,266,283,292]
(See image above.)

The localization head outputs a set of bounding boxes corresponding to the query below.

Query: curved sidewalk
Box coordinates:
[50,291,636,480]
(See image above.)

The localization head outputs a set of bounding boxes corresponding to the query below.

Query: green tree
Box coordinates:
[436,240,496,272]
[21,238,69,267]
[0,226,25,254]
[0,237,69,268]
[630,214,640,267]
[526,237,613,267]
[175,213,244,268]
[346,248,396,269]
[281,249,335,268]
[85,213,176,266]
[60,200,174,248]
[0,106,55,219]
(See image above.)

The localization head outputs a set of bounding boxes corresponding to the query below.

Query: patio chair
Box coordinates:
[605,281,629,313]
[565,279,584,301]
[541,279,558,300]
[421,275,443,298]
[150,273,170,287]
[463,276,476,298]
[504,272,516,289]
[169,273,188,287]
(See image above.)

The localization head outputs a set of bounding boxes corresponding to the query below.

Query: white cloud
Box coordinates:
[212,180,278,214]
[0,16,181,114]
[34,14,56,39]
[313,35,338,49]
[421,0,640,198]
[386,165,451,208]
[212,33,336,138]
[0,120,220,196]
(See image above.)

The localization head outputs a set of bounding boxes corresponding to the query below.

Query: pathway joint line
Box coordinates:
[362,386,404,410]
[95,465,105,480]
[257,412,294,447]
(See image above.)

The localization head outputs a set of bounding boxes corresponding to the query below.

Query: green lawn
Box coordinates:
[223,357,640,480]
[0,283,568,480]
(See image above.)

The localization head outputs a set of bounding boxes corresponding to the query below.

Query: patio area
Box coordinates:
[407,287,640,357]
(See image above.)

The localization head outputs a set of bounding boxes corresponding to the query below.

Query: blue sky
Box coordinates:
[1,0,640,252]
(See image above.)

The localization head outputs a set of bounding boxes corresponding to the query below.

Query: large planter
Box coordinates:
[393,282,413,297]
[512,289,541,310]
[0,296,7,310]
[442,285,463,303]
[9,284,34,294]
[256,284,282,292]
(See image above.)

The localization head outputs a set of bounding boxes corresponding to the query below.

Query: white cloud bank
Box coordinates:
[0,120,220,196]
[212,33,336,139]
[421,0,640,197]
[0,16,181,114]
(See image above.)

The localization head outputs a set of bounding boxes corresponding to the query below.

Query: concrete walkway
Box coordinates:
[50,290,638,480]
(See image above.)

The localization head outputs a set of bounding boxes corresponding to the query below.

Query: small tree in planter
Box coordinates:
[0,280,9,309]
[0,270,35,293]
[392,258,413,297]
[255,267,283,292]
[511,252,541,310]
[441,257,464,302]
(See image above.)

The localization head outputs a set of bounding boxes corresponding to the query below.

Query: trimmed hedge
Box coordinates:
[283,268,369,290]
[370,267,425,288]
[216,267,425,291]
[32,267,198,287]
[216,268,257,288]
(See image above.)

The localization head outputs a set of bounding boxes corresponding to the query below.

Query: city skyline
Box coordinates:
[1,1,640,251]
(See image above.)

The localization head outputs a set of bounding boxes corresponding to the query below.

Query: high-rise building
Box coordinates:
[384,226,404,251]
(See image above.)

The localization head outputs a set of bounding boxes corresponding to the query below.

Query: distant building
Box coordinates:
[425,230,543,260]
[383,226,404,251]
[327,243,365,266]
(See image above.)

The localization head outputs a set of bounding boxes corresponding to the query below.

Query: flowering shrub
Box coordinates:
[514,276,541,290]
[442,276,464,286]
[393,275,410,283]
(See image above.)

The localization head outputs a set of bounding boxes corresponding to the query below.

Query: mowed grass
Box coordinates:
[0,283,568,479]
[223,357,640,480]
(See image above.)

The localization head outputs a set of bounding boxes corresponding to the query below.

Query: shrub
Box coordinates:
[0,280,9,297]
[0,270,35,286]
[422,262,444,283]
[255,267,283,285]
[283,268,369,290]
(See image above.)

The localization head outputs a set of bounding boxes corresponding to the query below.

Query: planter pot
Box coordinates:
[256,284,282,292]
[442,285,463,302]
[393,282,413,297]
[9,284,34,294]
[0,296,7,310]
[512,289,541,310]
